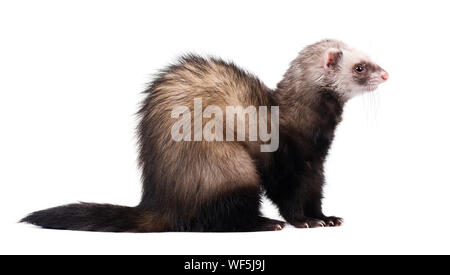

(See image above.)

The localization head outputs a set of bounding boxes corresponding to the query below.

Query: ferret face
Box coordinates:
[323,47,388,100]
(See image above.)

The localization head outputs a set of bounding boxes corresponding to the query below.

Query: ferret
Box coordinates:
[21,39,388,232]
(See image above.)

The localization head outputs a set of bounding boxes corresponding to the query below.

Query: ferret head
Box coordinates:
[290,39,388,101]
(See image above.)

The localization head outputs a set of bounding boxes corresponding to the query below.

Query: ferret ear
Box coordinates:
[324,48,343,70]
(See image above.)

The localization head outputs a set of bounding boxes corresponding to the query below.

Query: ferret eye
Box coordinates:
[354,64,365,73]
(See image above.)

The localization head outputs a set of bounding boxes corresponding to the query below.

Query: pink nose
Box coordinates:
[381,72,389,81]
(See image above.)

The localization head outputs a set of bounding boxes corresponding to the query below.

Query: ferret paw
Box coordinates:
[291,219,326,229]
[256,217,286,231]
[322,216,344,227]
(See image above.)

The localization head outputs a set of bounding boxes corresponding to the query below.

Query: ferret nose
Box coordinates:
[381,72,389,81]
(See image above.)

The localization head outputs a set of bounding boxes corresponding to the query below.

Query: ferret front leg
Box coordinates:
[271,170,343,228]
[304,194,344,227]
[272,182,327,229]
[302,170,344,227]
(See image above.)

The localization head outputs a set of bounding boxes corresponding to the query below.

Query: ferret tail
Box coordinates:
[20,202,166,232]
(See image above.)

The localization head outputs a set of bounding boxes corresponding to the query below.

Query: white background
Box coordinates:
[1,0,449,255]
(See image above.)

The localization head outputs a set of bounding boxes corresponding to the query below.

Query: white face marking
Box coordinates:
[338,49,370,99]
[329,47,388,101]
